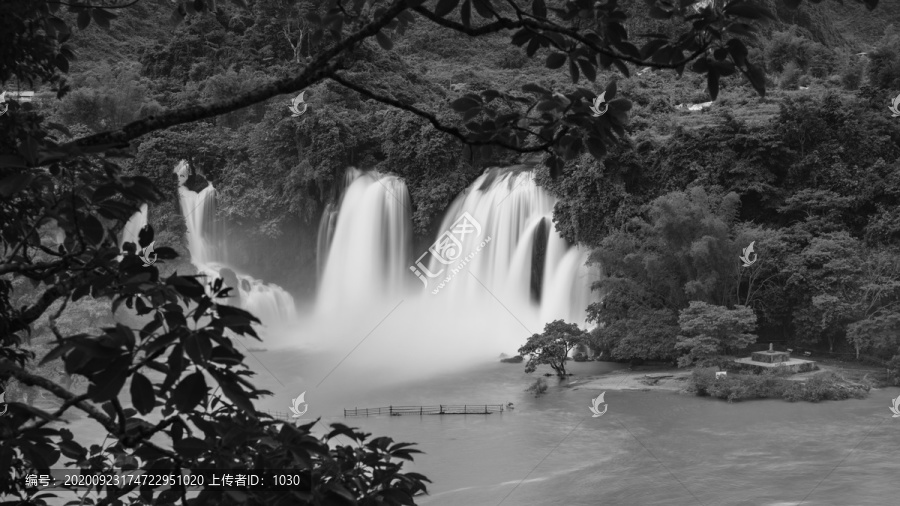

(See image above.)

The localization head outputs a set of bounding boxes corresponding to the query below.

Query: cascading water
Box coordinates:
[423,168,601,329]
[315,168,412,315]
[300,166,602,387]
[172,160,297,328]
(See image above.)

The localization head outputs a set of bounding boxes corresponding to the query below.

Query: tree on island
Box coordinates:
[675,301,758,367]
[0,0,885,504]
[519,320,590,377]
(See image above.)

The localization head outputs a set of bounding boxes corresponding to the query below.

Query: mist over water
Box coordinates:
[168,163,600,389]
[263,166,602,390]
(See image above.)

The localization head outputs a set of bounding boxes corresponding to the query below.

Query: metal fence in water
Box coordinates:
[343,405,505,417]
[259,405,506,420]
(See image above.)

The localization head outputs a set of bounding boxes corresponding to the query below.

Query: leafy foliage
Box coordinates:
[518,320,589,377]
[675,301,758,367]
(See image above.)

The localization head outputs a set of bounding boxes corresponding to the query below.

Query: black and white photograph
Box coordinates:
[2,1,900,504]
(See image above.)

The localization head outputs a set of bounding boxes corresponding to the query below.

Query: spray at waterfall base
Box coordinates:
[424,236,493,295]
[305,167,603,384]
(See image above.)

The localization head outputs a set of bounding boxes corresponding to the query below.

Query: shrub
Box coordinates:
[782,372,869,402]
[840,56,866,90]
[500,355,524,363]
[867,35,900,90]
[780,62,802,90]
[687,368,865,403]
[526,377,548,397]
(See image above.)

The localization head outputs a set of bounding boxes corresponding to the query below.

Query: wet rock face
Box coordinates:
[184,174,210,193]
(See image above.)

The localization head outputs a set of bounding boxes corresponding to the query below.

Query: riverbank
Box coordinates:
[562,360,891,397]
[565,366,693,393]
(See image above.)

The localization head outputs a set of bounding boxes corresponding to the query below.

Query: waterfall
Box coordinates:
[315,168,412,315]
[173,160,297,328]
[313,166,601,350]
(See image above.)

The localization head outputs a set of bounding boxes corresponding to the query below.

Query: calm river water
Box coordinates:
[247,350,900,506]
[38,346,900,506]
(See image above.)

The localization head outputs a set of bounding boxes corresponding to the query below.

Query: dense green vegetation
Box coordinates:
[690,367,871,402]
[2,0,900,503]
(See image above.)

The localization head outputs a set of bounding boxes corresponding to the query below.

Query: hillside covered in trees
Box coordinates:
[8,0,900,376]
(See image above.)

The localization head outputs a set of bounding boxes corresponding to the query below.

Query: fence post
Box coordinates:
[465,404,467,413]
[440,405,443,414]
[390,405,393,415]
[420,406,423,415]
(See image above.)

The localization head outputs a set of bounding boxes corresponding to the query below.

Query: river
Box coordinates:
[245,350,900,506]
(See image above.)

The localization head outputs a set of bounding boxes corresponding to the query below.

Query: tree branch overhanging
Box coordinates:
[58,0,418,155]
[411,5,711,70]
[328,72,564,153]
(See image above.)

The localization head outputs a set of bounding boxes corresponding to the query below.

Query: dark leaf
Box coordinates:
[533,0,546,18]
[173,372,207,412]
[461,0,471,27]
[434,0,460,17]
[451,96,481,112]
[153,246,177,260]
[375,31,393,50]
[522,83,551,95]
[472,0,494,19]
[746,62,766,97]
[526,36,541,57]
[90,9,117,29]
[138,225,154,249]
[184,333,212,364]
[587,135,606,160]
[55,55,69,73]
[77,10,91,29]
[511,28,532,46]
[783,0,801,7]
[83,215,105,245]
[218,377,255,413]
[173,437,208,459]
[0,155,28,168]
[0,173,35,197]
[727,39,748,67]
[40,342,75,366]
[546,52,567,69]
[707,69,720,100]
[612,59,630,77]
[578,59,596,82]
[130,373,155,415]
[88,360,129,402]
[605,80,617,101]
[569,58,579,83]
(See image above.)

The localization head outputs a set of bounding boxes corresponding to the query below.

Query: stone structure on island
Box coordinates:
[733,342,817,373]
